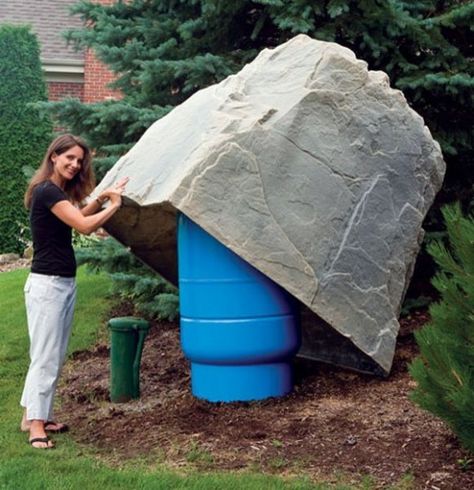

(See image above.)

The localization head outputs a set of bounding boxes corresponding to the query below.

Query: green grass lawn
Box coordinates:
[0,267,355,490]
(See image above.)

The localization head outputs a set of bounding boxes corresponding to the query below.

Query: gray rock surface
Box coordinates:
[96,34,445,374]
[0,253,20,264]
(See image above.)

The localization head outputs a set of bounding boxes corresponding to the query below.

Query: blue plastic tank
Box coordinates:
[178,213,300,402]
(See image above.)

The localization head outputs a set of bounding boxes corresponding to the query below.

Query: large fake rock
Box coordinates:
[97,34,445,375]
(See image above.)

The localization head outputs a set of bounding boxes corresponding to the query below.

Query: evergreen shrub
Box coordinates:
[76,238,179,321]
[409,203,474,453]
[0,25,52,253]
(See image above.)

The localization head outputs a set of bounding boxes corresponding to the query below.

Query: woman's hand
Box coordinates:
[97,177,130,205]
[108,188,123,207]
[81,177,130,217]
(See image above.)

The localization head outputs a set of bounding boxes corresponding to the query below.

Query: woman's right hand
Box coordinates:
[108,189,123,207]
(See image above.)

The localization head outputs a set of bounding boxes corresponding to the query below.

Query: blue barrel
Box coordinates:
[178,213,300,402]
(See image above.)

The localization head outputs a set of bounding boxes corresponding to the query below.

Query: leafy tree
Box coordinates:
[0,24,52,253]
[44,0,473,318]
[409,203,474,453]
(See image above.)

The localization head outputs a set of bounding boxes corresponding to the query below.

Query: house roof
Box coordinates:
[0,0,84,64]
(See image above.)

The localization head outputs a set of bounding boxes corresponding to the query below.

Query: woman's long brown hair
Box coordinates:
[24,134,96,208]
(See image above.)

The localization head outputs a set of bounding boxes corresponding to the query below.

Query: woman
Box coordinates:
[20,134,128,449]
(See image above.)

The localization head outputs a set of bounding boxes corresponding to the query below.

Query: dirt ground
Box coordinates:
[56,305,474,490]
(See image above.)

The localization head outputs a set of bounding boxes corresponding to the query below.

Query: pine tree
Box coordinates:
[52,0,473,194]
[76,239,179,321]
[0,25,52,253]
[409,203,474,453]
[44,1,473,318]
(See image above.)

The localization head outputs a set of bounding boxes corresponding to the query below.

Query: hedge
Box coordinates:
[0,24,52,254]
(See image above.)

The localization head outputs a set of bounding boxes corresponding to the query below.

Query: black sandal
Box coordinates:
[29,437,54,449]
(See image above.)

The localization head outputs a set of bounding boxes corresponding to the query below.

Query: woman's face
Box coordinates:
[51,145,84,184]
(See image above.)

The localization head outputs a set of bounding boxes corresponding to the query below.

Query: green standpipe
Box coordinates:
[108,317,150,403]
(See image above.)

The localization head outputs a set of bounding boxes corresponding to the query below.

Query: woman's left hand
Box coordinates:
[97,177,130,204]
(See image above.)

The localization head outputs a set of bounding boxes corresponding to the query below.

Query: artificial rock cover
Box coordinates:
[96,35,445,375]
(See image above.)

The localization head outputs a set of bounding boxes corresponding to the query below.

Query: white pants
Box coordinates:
[20,273,76,421]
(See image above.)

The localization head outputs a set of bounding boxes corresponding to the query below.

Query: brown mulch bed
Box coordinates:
[56,305,474,489]
[2,257,472,488]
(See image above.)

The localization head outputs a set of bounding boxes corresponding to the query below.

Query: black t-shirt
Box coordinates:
[30,181,76,277]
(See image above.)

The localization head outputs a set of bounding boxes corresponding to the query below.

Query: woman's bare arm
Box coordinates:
[80,198,103,217]
[51,198,121,235]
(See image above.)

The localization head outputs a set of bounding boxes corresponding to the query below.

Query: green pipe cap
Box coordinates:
[108,316,150,331]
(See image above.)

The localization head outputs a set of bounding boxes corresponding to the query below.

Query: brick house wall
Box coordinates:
[82,0,122,103]
[83,50,121,103]
[0,0,121,104]
[48,81,85,101]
